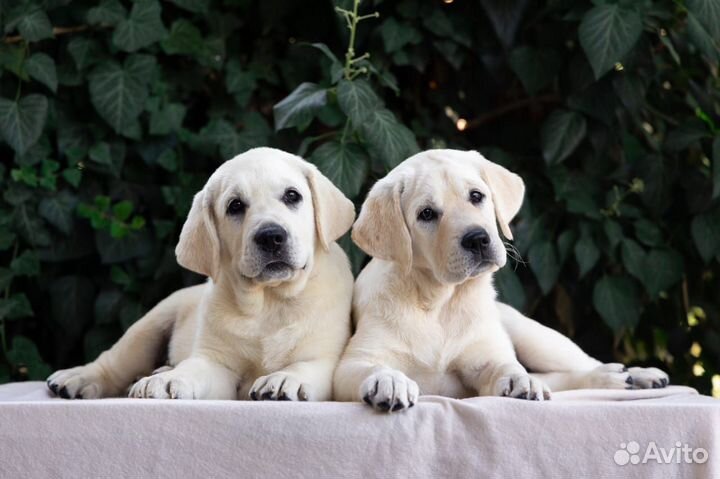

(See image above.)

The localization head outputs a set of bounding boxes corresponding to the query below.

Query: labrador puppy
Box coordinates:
[47,147,355,401]
[333,149,668,411]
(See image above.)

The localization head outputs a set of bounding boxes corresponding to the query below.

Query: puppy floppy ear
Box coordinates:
[175,187,221,279]
[474,152,525,240]
[305,164,356,251]
[352,177,412,271]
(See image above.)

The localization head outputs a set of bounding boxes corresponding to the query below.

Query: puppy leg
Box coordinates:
[457,320,551,400]
[334,358,419,412]
[249,359,336,402]
[129,356,238,400]
[47,298,177,399]
[498,302,601,373]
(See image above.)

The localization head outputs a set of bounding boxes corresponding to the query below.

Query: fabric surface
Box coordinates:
[0,382,717,478]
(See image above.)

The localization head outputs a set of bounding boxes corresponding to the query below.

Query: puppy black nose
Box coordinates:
[254,224,288,253]
[461,229,491,254]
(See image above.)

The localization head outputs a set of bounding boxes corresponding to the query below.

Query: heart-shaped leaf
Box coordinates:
[541,109,587,165]
[0,94,49,154]
[579,4,642,79]
[310,141,369,199]
[593,275,642,332]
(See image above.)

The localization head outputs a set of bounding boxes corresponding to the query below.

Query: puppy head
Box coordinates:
[352,149,524,284]
[176,147,355,286]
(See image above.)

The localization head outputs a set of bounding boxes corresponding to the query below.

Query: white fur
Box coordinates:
[48,148,356,401]
[334,149,668,412]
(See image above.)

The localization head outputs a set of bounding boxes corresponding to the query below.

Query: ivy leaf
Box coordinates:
[360,109,419,169]
[169,0,210,13]
[112,0,167,53]
[225,60,257,107]
[578,4,642,79]
[87,0,127,26]
[7,336,51,380]
[574,232,600,278]
[88,61,148,132]
[0,294,33,321]
[495,266,527,311]
[593,275,642,332]
[10,250,40,277]
[25,53,57,93]
[149,103,186,135]
[5,5,53,43]
[0,94,49,154]
[687,13,719,61]
[691,208,720,263]
[273,82,327,131]
[310,141,369,199]
[713,137,720,200]
[68,37,104,71]
[541,109,587,165]
[39,191,77,234]
[643,249,684,298]
[478,0,528,49]
[687,0,720,43]
[161,19,204,57]
[379,18,421,53]
[508,46,561,96]
[337,79,381,127]
[529,240,560,295]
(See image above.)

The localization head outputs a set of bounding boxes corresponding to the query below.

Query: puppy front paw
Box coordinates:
[494,373,550,400]
[249,372,310,401]
[628,367,669,389]
[359,368,419,412]
[47,365,113,399]
[128,371,198,399]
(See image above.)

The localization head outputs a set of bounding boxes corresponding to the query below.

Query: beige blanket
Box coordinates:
[0,382,717,478]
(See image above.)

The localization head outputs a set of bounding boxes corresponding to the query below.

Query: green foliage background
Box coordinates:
[0,0,718,394]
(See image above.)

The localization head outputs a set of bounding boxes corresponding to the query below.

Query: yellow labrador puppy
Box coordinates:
[48,147,355,401]
[334,149,668,411]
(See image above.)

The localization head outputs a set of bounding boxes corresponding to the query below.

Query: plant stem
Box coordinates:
[344,0,361,80]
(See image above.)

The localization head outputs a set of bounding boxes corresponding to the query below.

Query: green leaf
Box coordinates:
[273,82,327,131]
[0,293,33,320]
[0,44,28,80]
[593,275,642,332]
[113,200,133,221]
[687,0,720,42]
[337,79,381,127]
[87,0,127,26]
[150,103,186,135]
[156,149,178,171]
[541,109,587,165]
[169,0,209,13]
[574,232,600,278]
[495,266,526,311]
[0,94,48,154]
[25,53,57,93]
[225,60,256,107]
[112,0,167,52]
[62,168,82,188]
[691,208,720,263]
[7,336,51,380]
[508,46,561,96]
[578,4,642,79]
[687,12,719,61]
[0,267,12,290]
[6,5,53,43]
[161,19,204,56]
[529,240,560,295]
[88,61,148,132]
[379,18,421,53]
[621,240,684,297]
[310,141,369,199]
[39,190,77,234]
[67,37,104,71]
[10,250,40,276]
[634,219,663,247]
[713,137,720,200]
[360,109,419,169]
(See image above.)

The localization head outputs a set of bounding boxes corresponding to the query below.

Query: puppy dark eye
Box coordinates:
[282,188,302,206]
[470,190,485,205]
[418,207,438,222]
[226,198,246,216]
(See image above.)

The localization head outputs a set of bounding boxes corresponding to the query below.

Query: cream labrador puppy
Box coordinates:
[47,147,355,401]
[334,149,668,411]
